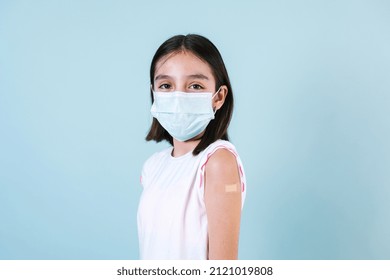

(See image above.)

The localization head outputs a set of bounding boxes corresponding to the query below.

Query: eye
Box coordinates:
[189,84,204,90]
[158,83,172,90]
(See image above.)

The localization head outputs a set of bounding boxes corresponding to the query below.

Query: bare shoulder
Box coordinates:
[205,148,240,188]
[206,148,238,170]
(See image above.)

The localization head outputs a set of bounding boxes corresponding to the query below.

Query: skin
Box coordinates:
[153,51,242,259]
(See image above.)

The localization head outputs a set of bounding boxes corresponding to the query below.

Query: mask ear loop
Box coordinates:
[212,86,222,114]
[212,86,222,100]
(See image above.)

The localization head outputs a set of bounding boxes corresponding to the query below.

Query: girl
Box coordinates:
[137,34,246,260]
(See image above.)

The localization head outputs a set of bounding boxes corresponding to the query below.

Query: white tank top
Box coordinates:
[137,140,246,260]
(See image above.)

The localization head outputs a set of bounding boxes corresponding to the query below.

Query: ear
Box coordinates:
[212,85,228,111]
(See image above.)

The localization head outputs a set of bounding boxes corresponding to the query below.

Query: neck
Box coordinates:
[172,138,201,157]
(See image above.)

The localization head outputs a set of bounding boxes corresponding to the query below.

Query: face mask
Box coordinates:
[150,87,220,142]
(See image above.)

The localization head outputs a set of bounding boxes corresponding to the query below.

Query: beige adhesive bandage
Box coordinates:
[225,183,238,193]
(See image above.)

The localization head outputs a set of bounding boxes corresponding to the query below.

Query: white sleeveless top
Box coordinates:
[137,140,246,260]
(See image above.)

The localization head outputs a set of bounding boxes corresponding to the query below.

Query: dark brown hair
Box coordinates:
[146,34,234,155]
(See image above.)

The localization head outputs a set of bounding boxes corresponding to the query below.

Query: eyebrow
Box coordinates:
[187,74,209,80]
[154,74,209,81]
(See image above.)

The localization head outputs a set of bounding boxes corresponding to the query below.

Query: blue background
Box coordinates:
[1,0,389,259]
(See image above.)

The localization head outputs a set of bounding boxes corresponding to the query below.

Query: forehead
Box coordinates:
[154,51,214,79]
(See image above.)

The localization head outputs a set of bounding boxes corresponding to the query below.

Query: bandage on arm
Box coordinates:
[225,183,239,193]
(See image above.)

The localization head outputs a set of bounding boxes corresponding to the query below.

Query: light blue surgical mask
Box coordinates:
[150,87,221,142]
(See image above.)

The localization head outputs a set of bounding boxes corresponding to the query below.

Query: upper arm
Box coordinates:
[204,148,242,260]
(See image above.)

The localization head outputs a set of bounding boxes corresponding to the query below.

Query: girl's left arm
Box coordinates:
[204,148,242,260]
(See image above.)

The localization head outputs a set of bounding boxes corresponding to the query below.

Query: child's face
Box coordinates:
[153,51,217,94]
